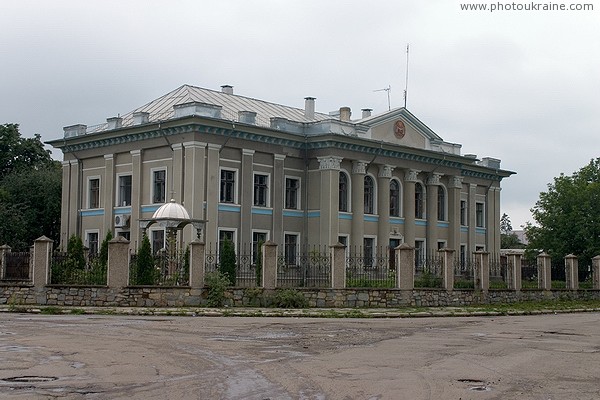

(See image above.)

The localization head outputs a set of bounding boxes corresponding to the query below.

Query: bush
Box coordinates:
[219,239,236,285]
[414,272,443,288]
[134,235,157,285]
[270,289,308,308]
[205,271,230,307]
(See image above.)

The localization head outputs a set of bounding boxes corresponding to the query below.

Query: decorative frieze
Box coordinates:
[318,156,343,170]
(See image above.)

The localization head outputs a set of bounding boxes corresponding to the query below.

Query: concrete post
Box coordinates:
[396,243,414,290]
[440,248,455,291]
[189,241,205,288]
[537,252,552,290]
[0,244,10,279]
[330,243,346,289]
[33,236,53,288]
[474,251,489,292]
[262,241,278,289]
[592,256,600,290]
[507,252,522,291]
[564,254,578,290]
[107,236,130,288]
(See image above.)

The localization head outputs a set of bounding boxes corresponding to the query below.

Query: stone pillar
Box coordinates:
[33,236,53,288]
[396,243,414,290]
[130,150,142,248]
[592,256,600,290]
[330,243,346,289]
[426,173,442,252]
[183,142,206,244]
[564,254,578,290]
[107,236,130,288]
[351,161,368,249]
[377,165,394,250]
[474,251,489,292]
[447,176,463,251]
[440,248,455,291]
[103,154,115,232]
[272,154,286,243]
[189,240,205,288]
[205,144,222,245]
[537,252,552,290]
[403,169,419,246]
[317,156,342,246]
[507,252,522,291]
[262,241,278,289]
[0,244,10,280]
[240,149,254,246]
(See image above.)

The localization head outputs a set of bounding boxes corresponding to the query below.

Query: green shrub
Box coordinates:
[205,271,230,307]
[270,289,308,308]
[219,239,236,285]
[255,241,263,287]
[414,272,443,288]
[454,279,475,289]
[134,235,157,285]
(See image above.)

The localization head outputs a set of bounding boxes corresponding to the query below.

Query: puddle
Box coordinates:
[457,378,491,392]
[2,376,58,383]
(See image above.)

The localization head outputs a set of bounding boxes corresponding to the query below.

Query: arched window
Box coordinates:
[339,172,349,212]
[437,186,446,221]
[364,176,374,214]
[415,183,424,219]
[390,180,401,217]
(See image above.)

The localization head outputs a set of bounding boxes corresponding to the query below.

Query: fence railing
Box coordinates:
[453,255,476,289]
[129,250,189,286]
[346,246,394,288]
[3,251,31,281]
[50,252,107,285]
[277,245,331,288]
[414,250,443,288]
[205,243,259,287]
[489,253,508,289]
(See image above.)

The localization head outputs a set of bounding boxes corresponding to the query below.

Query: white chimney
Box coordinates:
[339,107,351,122]
[106,117,122,130]
[361,108,372,118]
[63,124,87,138]
[304,97,315,119]
[238,111,257,125]
[221,85,234,95]
[133,112,150,125]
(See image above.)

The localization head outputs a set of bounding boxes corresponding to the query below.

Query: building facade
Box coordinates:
[48,84,513,260]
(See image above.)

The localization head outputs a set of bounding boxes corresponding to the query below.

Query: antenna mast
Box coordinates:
[404,43,409,108]
[374,85,391,111]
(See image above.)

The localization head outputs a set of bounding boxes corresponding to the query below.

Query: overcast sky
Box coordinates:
[1,0,599,229]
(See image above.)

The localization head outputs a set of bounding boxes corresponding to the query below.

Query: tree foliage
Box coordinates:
[0,124,61,250]
[525,158,600,267]
[500,213,525,249]
[219,238,236,285]
[135,234,157,285]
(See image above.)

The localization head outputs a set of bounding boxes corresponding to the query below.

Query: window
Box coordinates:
[86,232,99,255]
[364,176,374,214]
[437,241,446,250]
[88,178,100,209]
[118,175,132,206]
[151,230,165,254]
[338,235,348,247]
[460,200,467,226]
[219,230,235,248]
[220,169,236,203]
[415,240,425,268]
[437,186,446,221]
[117,231,130,241]
[252,231,268,265]
[284,234,298,266]
[390,180,400,217]
[152,170,166,204]
[363,237,375,268]
[389,238,402,271]
[285,178,299,209]
[460,244,467,268]
[415,183,424,219]
[476,202,485,227]
[339,172,349,212]
[253,173,269,207]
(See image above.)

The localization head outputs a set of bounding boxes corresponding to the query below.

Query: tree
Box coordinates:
[135,234,156,285]
[0,124,53,179]
[219,239,237,286]
[500,213,513,235]
[500,213,524,249]
[525,158,600,269]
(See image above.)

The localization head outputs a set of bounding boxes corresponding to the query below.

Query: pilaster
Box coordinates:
[351,160,368,248]
[403,169,419,246]
[377,165,394,250]
[205,144,221,245]
[103,154,115,235]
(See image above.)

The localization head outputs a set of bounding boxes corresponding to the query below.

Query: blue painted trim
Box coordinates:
[390,218,404,225]
[283,210,304,218]
[437,222,449,228]
[338,213,353,220]
[460,226,469,233]
[307,211,320,218]
[219,204,241,213]
[476,228,487,235]
[364,215,379,222]
[141,205,161,213]
[252,207,273,215]
[114,207,132,215]
[80,209,104,217]
[415,220,427,227]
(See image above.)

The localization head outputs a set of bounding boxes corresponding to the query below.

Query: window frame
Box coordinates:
[284,176,300,210]
[339,171,350,212]
[283,232,300,267]
[151,168,167,204]
[460,200,468,226]
[415,182,425,219]
[252,230,269,265]
[476,202,485,228]
[85,230,100,255]
[117,174,132,207]
[219,168,238,204]
[253,172,270,207]
[389,179,401,217]
[150,228,165,254]
[364,175,376,214]
[437,185,446,221]
[87,176,101,209]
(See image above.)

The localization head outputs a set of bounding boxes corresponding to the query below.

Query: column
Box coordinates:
[396,243,414,290]
[183,142,207,244]
[564,254,578,290]
[537,252,552,290]
[205,144,221,246]
[330,243,346,289]
[130,150,142,248]
[403,169,419,246]
[507,252,522,291]
[440,248,455,291]
[474,251,489,292]
[33,236,53,288]
[262,241,278,289]
[103,154,115,233]
[487,186,501,253]
[189,240,205,288]
[240,149,254,246]
[171,144,184,202]
[447,176,463,251]
[272,155,286,243]
[468,183,477,253]
[317,156,342,246]
[377,165,394,251]
[107,236,130,288]
[60,160,72,249]
[426,173,442,252]
[592,255,600,290]
[68,160,80,239]
[351,160,368,249]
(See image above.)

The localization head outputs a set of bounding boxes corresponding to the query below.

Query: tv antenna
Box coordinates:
[374,85,391,111]
[404,43,409,108]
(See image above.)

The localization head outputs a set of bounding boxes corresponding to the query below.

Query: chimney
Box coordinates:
[63,124,87,138]
[361,108,372,118]
[133,111,150,125]
[339,107,351,122]
[238,111,257,125]
[106,117,123,130]
[304,97,315,119]
[221,85,234,95]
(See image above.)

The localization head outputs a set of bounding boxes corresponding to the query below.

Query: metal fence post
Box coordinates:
[189,240,205,288]
[440,248,455,291]
[564,254,578,290]
[330,243,346,289]
[396,243,414,290]
[107,236,130,288]
[474,251,489,292]
[592,255,600,290]
[507,252,522,291]
[537,252,552,290]
[262,241,278,289]
[33,236,53,288]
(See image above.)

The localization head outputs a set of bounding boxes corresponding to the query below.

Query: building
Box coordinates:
[48,84,514,262]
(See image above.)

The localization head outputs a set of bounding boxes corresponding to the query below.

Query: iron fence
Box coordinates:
[50,252,106,285]
[204,243,259,287]
[3,251,31,281]
[489,253,508,289]
[346,246,395,288]
[453,255,475,289]
[414,249,443,288]
[129,250,189,286]
[278,245,331,288]
[521,262,538,289]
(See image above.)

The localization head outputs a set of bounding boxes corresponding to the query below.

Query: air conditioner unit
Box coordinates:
[114,214,130,227]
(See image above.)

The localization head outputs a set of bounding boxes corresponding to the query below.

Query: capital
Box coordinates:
[378,164,395,178]
[404,169,420,182]
[449,176,463,189]
[426,173,443,186]
[352,160,368,175]
[318,156,343,170]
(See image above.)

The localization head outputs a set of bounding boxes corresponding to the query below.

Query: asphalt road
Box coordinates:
[1,312,599,399]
